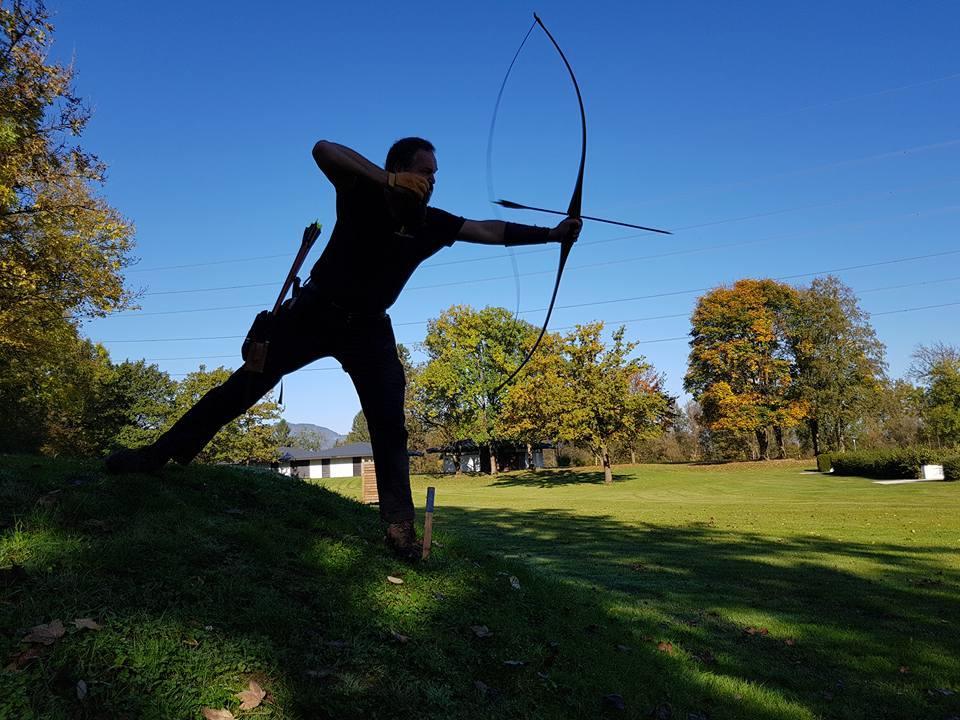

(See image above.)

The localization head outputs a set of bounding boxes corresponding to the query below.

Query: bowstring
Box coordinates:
[486,18,538,328]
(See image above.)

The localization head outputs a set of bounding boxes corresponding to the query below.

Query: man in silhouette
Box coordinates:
[106,137,581,561]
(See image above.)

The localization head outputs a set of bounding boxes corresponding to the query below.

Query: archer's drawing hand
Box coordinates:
[549,217,582,244]
[387,171,431,201]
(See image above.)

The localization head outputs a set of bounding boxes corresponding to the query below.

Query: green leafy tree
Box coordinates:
[858,379,923,449]
[88,359,176,452]
[289,428,328,451]
[344,411,370,443]
[786,276,886,454]
[413,305,535,473]
[272,419,292,447]
[557,323,670,483]
[911,343,960,447]
[685,279,805,460]
[164,366,281,464]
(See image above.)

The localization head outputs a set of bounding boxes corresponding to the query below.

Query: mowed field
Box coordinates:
[2,456,958,720]
[325,460,960,718]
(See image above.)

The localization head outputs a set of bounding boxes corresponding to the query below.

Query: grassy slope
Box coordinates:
[1,457,958,719]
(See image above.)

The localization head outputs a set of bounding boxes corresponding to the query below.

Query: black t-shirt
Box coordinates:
[309,178,465,312]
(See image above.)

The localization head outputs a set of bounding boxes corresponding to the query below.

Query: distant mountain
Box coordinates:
[285,422,345,450]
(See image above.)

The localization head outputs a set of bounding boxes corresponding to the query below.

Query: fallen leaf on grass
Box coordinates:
[235,680,266,710]
[898,665,910,674]
[182,638,199,648]
[743,627,769,637]
[22,619,65,645]
[202,709,235,720]
[616,644,631,653]
[508,575,521,590]
[503,659,525,667]
[692,649,715,664]
[784,638,796,646]
[390,630,410,644]
[602,693,625,711]
[76,680,88,700]
[657,641,674,654]
[629,562,646,572]
[5,646,44,671]
[305,668,335,680]
[387,576,404,585]
[928,688,956,697]
[73,618,101,631]
[470,625,493,639]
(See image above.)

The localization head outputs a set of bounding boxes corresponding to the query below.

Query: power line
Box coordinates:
[127,253,292,273]
[98,250,960,341]
[129,203,960,299]
[99,295,960,346]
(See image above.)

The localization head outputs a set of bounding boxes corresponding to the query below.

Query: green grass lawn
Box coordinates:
[2,457,958,719]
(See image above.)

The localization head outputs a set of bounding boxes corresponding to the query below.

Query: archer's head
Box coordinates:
[386,136,437,205]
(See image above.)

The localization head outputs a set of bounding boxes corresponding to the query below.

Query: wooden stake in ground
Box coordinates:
[422,486,436,560]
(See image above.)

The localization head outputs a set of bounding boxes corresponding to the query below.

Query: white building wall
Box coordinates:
[329,459,356,477]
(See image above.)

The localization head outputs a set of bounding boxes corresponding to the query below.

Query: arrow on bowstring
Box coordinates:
[494,199,672,234]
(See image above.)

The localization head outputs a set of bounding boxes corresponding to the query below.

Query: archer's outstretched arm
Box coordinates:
[458,217,581,246]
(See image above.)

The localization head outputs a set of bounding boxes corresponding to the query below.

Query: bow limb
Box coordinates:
[493,13,586,396]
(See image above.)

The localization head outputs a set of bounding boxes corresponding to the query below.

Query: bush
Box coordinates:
[816,453,834,472]
[943,454,960,481]
[828,447,943,479]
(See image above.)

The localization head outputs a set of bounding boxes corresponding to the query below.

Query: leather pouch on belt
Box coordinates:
[241,310,274,373]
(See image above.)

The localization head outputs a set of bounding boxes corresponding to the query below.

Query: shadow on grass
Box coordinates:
[1,455,958,720]
[490,468,631,487]
[439,504,960,720]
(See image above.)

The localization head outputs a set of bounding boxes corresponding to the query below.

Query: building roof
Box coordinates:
[278,442,373,461]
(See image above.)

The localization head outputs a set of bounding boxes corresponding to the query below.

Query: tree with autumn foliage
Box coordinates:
[501,322,671,483]
[0,1,136,452]
[685,279,806,460]
[411,305,536,473]
[495,330,568,469]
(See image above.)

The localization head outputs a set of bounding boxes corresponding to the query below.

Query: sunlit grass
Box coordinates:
[1,456,958,719]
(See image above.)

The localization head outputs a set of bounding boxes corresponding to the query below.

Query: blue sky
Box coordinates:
[53,1,960,433]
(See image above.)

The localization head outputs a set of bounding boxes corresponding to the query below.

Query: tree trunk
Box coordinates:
[453,449,462,475]
[755,427,770,460]
[489,443,498,475]
[601,443,613,484]
[630,449,636,464]
[774,426,787,459]
[526,442,534,470]
[835,421,845,453]
[808,418,820,457]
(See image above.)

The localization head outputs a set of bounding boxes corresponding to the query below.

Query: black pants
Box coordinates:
[154,284,414,523]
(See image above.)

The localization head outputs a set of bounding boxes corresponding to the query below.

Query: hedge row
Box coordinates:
[816,447,959,480]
